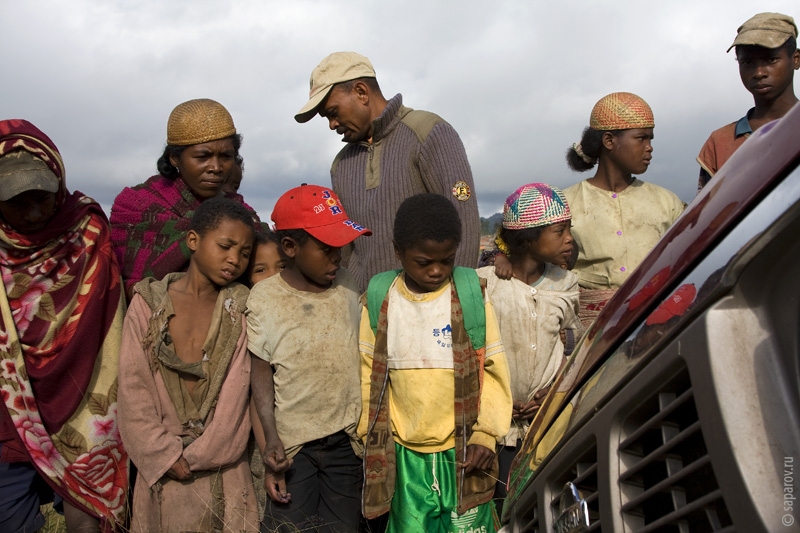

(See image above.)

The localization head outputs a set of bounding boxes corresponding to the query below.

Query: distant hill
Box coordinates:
[480,212,503,236]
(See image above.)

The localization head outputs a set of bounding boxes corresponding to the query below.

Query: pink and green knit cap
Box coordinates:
[502,183,571,229]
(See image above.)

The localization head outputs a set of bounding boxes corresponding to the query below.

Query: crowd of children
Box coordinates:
[0,10,797,533]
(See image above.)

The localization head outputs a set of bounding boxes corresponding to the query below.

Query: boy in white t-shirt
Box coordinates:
[248,184,371,532]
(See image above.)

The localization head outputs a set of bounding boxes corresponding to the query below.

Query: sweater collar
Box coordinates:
[370,93,405,142]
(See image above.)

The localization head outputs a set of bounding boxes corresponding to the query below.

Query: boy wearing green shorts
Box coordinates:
[358,193,512,532]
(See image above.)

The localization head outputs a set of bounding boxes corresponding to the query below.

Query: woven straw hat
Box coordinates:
[502,183,571,230]
[166,99,236,146]
[590,92,654,131]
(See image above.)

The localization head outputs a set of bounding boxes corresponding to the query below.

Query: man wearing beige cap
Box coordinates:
[296,51,480,291]
[697,12,800,192]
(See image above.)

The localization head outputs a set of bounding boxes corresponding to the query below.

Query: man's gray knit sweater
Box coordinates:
[331,94,480,291]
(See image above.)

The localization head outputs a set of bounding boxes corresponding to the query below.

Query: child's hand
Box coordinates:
[515,387,551,421]
[459,444,495,474]
[166,456,191,480]
[494,254,513,280]
[263,438,293,474]
[264,471,291,504]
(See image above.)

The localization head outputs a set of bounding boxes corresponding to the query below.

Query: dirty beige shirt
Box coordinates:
[564,179,684,290]
[477,264,580,445]
[246,268,362,457]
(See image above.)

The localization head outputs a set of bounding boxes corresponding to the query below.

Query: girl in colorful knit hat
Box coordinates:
[476,182,582,512]
[563,92,684,328]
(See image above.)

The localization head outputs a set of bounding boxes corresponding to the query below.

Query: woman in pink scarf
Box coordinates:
[110,98,258,299]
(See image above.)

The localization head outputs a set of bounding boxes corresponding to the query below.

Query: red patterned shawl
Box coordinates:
[110,174,201,294]
[0,119,128,526]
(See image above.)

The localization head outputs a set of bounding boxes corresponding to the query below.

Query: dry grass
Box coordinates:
[40,503,66,533]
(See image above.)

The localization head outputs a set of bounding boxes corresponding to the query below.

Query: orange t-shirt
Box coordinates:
[696,113,752,191]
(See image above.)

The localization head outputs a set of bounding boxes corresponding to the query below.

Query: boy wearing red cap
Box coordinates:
[248,184,371,532]
[697,12,800,192]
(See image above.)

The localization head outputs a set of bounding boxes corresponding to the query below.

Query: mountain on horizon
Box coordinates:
[480,212,503,236]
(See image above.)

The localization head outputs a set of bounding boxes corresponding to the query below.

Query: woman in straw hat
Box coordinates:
[0,119,128,532]
[562,92,684,328]
[110,98,258,299]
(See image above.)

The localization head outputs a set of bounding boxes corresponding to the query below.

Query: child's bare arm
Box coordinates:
[250,355,292,473]
[249,396,267,455]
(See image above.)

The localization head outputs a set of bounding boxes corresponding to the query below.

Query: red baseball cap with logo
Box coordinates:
[271,183,372,247]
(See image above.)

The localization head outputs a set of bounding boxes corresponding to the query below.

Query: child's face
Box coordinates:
[0,190,57,234]
[531,221,575,267]
[395,238,458,293]
[606,128,653,176]
[187,218,253,287]
[282,235,341,289]
[249,240,285,285]
[558,240,579,271]
[737,45,800,103]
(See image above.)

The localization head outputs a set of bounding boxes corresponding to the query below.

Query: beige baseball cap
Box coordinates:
[295,52,376,123]
[0,150,60,202]
[727,12,798,52]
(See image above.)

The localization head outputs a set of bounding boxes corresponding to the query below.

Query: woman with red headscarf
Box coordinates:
[0,120,128,532]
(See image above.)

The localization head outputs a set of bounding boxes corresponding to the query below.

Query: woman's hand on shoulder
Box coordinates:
[494,253,513,280]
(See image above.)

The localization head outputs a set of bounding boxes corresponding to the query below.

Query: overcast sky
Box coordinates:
[2,1,797,219]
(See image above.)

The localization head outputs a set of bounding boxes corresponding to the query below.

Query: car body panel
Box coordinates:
[502,104,800,532]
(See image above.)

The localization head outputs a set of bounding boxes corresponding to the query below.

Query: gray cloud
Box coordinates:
[3,0,796,220]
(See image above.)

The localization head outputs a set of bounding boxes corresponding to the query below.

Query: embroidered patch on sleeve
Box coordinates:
[452,181,471,201]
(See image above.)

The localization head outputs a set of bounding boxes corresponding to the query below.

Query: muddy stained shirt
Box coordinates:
[477,264,580,445]
[357,276,511,453]
[564,179,684,290]
[246,268,362,456]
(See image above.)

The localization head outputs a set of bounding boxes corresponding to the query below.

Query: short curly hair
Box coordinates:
[393,193,462,251]
[189,197,255,237]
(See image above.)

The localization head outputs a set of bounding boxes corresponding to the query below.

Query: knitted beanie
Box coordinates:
[590,92,654,131]
[502,183,571,229]
[166,99,236,146]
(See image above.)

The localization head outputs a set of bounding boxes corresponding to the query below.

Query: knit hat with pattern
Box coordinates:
[502,183,571,229]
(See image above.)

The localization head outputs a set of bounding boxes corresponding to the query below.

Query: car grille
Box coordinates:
[618,369,734,532]
[550,443,601,532]
[515,495,539,533]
